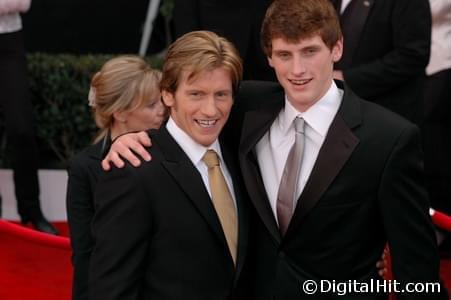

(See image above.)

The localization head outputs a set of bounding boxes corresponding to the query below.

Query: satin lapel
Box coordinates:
[221,141,249,281]
[156,128,228,249]
[285,85,361,238]
[239,101,283,244]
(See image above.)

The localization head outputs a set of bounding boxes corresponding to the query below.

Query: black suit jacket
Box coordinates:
[66,137,110,300]
[89,127,250,300]
[332,0,431,124]
[232,80,441,300]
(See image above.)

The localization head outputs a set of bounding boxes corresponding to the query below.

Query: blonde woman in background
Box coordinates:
[66,55,165,300]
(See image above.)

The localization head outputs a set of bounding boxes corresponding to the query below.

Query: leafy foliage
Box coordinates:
[0,53,163,168]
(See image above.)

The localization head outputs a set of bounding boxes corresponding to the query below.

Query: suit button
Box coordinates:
[279,251,285,259]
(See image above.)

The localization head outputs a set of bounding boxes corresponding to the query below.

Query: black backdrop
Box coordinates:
[22,0,168,54]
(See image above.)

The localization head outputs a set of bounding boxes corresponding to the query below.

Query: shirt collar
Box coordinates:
[166,117,223,166]
[279,81,342,137]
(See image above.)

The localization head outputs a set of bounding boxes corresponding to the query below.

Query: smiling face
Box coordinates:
[268,35,342,112]
[162,67,233,146]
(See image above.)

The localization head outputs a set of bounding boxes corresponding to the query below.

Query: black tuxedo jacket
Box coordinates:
[332,0,431,124]
[89,127,250,300]
[229,80,441,300]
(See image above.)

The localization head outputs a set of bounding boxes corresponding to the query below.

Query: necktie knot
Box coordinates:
[203,149,220,168]
[295,117,305,134]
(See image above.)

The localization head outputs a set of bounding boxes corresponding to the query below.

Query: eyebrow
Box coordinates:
[302,45,321,51]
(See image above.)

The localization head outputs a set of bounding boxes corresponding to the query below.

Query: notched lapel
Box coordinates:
[286,112,360,237]
[156,128,228,249]
[161,161,227,244]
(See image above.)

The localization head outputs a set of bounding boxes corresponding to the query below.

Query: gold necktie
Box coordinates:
[203,149,238,265]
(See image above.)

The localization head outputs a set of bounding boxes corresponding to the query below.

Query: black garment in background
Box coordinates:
[333,0,365,69]
[0,30,43,221]
[332,0,431,125]
[423,69,451,215]
[22,0,167,55]
[172,0,276,81]
[66,137,109,300]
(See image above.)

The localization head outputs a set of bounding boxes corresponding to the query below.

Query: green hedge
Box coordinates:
[0,53,163,169]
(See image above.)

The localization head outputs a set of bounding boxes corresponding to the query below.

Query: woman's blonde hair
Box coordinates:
[89,55,162,142]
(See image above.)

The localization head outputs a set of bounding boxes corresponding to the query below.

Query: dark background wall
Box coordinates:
[22,0,168,54]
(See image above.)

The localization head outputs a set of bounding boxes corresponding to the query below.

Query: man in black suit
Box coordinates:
[330,0,431,124]
[102,0,442,298]
[88,31,249,300]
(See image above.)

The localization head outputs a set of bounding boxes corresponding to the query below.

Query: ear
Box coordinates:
[332,38,343,63]
[267,55,274,68]
[113,111,129,123]
[161,90,175,108]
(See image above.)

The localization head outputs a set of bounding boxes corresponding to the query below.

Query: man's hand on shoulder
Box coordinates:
[102,131,152,171]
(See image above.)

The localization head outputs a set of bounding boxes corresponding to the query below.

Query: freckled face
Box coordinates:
[162,67,234,146]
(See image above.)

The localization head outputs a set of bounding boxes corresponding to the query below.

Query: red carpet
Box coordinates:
[0,220,450,299]
[0,221,72,300]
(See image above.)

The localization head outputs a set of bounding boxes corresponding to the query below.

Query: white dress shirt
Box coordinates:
[256,81,343,223]
[340,0,353,13]
[166,117,237,207]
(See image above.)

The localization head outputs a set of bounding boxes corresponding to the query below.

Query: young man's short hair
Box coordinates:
[261,0,342,56]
